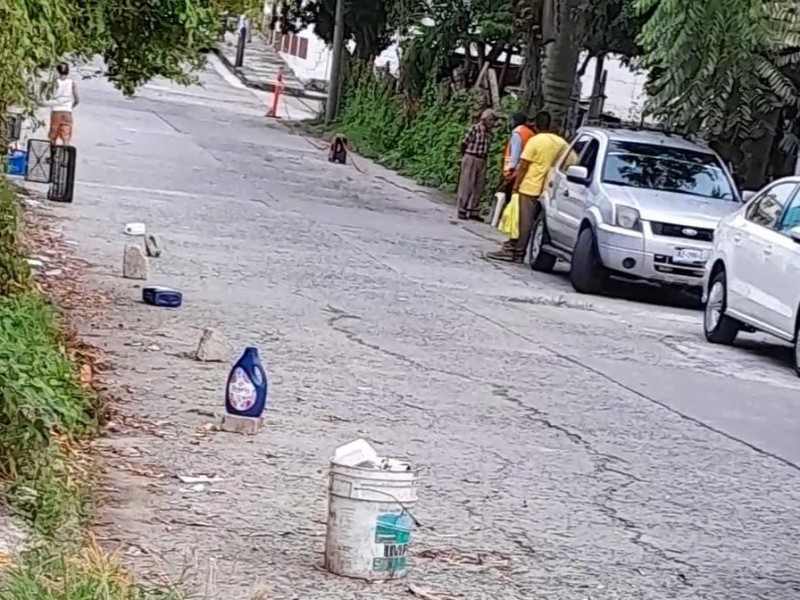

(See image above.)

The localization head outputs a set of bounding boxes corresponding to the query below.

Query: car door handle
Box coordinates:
[732,234,743,244]
[763,245,773,256]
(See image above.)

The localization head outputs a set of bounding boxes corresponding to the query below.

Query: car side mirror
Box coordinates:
[566,165,589,185]
[790,226,800,244]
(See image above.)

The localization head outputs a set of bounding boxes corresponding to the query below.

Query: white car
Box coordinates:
[702,176,800,375]
[532,126,741,294]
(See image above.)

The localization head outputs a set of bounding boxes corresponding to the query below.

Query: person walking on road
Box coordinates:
[48,63,80,146]
[457,109,497,221]
[486,111,571,263]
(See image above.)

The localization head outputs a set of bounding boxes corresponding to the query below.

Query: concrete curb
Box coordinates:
[211,47,327,102]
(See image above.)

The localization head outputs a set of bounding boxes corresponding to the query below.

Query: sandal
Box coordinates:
[485,248,523,263]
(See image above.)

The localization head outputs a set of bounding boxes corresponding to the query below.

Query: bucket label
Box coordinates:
[372,512,411,572]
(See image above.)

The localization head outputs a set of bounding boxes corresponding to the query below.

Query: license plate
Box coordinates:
[673,248,707,264]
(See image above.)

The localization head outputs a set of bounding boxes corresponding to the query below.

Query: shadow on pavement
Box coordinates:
[735,336,796,371]
[544,262,704,311]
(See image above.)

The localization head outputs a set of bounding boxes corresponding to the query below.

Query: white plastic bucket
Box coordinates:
[491,192,507,228]
[324,454,418,581]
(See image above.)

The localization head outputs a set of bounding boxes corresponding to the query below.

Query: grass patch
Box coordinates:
[0,291,97,537]
[0,180,180,597]
[0,181,96,537]
[0,540,185,599]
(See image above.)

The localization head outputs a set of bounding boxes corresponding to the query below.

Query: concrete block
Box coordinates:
[194,327,231,362]
[220,414,264,435]
[123,244,149,280]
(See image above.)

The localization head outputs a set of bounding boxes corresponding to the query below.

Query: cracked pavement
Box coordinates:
[34,58,800,599]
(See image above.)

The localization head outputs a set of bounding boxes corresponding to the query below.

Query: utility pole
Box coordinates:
[325,0,345,123]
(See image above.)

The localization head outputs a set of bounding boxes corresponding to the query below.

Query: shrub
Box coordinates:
[0,182,32,295]
[337,65,511,208]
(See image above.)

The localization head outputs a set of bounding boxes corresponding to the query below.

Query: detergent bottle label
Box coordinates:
[228,367,257,412]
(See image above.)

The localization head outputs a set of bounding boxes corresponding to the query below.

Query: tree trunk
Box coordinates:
[587,54,606,123]
[738,109,780,190]
[519,25,542,115]
[499,47,513,91]
[541,0,581,132]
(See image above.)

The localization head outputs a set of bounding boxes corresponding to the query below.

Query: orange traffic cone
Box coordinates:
[266,67,285,119]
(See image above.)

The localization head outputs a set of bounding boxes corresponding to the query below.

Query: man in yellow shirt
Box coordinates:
[487,111,572,263]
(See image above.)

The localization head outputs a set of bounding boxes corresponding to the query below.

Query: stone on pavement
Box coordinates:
[194,327,231,363]
[220,413,264,435]
[122,244,148,280]
[144,233,162,258]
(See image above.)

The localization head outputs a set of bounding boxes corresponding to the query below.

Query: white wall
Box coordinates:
[276,27,648,120]
[277,27,400,82]
[579,56,648,122]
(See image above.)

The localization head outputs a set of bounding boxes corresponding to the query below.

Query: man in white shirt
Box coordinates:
[48,63,80,146]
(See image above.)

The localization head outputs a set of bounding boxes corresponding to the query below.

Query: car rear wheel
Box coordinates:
[570,227,607,294]
[529,212,557,273]
[703,270,740,345]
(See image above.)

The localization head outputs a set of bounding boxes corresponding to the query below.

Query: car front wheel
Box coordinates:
[703,270,740,345]
[570,227,607,294]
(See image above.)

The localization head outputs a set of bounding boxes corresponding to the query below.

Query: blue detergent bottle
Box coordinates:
[225,347,269,418]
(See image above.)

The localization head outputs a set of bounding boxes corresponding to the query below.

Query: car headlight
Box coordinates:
[615,206,641,230]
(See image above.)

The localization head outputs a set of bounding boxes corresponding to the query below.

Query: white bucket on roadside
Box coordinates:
[491,192,506,228]
[324,439,418,581]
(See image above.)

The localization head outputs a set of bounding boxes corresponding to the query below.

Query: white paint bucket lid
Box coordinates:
[332,439,411,472]
[124,222,146,236]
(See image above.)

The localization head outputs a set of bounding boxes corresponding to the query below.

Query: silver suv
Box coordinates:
[529,126,743,294]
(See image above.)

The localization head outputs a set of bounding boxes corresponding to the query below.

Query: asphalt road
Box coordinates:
[35,59,800,599]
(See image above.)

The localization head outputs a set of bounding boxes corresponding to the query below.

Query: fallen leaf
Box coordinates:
[408,583,461,600]
[79,363,93,386]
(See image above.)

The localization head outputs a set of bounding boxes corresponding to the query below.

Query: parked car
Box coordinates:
[702,176,800,375]
[529,126,742,294]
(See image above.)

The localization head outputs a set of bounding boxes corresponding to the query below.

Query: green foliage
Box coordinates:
[338,63,507,205]
[0,292,96,536]
[0,0,228,114]
[0,187,176,600]
[636,0,800,141]
[577,0,646,60]
[0,184,32,295]
[279,0,396,60]
[0,183,95,537]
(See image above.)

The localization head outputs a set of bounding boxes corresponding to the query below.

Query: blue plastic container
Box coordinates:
[225,347,268,418]
[142,286,183,308]
[6,150,27,177]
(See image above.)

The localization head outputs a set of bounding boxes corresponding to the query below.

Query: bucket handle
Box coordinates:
[358,486,422,528]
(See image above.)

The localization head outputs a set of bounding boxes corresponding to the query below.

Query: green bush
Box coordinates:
[337,64,511,209]
[0,181,96,537]
[0,292,96,536]
[0,183,32,295]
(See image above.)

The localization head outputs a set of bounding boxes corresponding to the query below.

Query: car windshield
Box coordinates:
[601,141,737,201]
